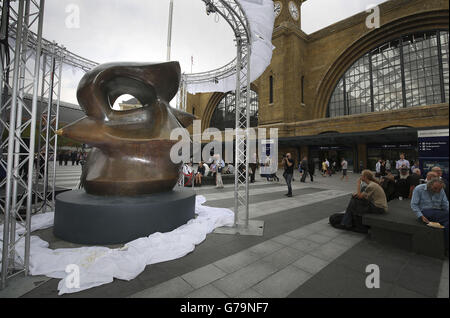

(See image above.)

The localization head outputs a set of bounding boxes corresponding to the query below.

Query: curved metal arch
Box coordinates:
[181,0,254,233]
[181,0,251,87]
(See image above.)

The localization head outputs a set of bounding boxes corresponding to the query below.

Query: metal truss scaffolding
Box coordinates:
[0,0,45,288]
[0,0,98,289]
[0,0,262,290]
[192,0,263,236]
[34,45,65,213]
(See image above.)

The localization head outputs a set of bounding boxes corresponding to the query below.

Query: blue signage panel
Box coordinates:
[418,129,449,179]
[418,136,449,158]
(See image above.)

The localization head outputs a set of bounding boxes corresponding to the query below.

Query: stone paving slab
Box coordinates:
[212,261,279,297]
[0,275,51,298]
[288,239,445,298]
[126,217,365,299]
[213,250,262,274]
[181,264,228,289]
[5,175,446,299]
[129,277,194,298]
[260,246,305,270]
[186,284,228,298]
[203,187,326,208]
[293,254,329,275]
[253,265,312,298]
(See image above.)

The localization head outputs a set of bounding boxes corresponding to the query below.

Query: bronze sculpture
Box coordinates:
[56,62,195,196]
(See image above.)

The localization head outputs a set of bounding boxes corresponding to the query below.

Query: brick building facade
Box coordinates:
[186,0,449,171]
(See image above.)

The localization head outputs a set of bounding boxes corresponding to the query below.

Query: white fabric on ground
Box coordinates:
[2,195,234,295]
[186,0,275,94]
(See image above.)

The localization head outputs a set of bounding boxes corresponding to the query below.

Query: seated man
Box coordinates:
[340,170,388,232]
[431,166,449,199]
[225,163,234,174]
[407,168,422,199]
[182,162,194,186]
[380,172,397,201]
[395,167,410,199]
[411,178,449,251]
[424,171,439,183]
[194,161,205,186]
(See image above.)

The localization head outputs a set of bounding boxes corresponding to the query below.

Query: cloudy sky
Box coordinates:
[39,0,388,105]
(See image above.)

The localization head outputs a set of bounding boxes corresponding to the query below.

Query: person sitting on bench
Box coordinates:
[195,161,206,186]
[407,168,422,199]
[411,178,449,251]
[340,170,388,232]
[380,172,397,201]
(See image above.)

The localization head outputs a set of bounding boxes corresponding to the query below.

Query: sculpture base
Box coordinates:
[54,189,196,245]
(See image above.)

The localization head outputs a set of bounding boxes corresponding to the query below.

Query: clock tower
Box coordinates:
[252,0,309,129]
[273,0,305,29]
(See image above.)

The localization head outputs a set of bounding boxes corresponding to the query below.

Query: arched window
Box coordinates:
[328,30,449,117]
[209,90,258,131]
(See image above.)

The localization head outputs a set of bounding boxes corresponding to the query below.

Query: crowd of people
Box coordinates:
[318,158,346,177]
[182,152,276,189]
[376,154,449,201]
[57,150,87,166]
[323,152,449,255]
[275,151,448,253]
[181,154,235,189]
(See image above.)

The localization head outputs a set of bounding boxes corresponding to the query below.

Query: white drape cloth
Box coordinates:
[0,195,234,295]
[186,0,275,94]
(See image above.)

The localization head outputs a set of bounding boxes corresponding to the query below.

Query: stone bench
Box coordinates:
[362,199,446,259]
[184,173,235,186]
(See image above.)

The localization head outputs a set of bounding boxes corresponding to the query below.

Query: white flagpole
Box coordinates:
[166,0,174,61]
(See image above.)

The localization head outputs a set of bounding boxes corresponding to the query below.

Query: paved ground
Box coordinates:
[0,168,448,298]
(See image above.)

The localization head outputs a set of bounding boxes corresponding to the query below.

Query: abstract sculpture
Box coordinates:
[56,61,195,196]
[53,62,197,245]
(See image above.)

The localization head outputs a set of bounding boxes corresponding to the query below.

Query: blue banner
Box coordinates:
[418,129,449,179]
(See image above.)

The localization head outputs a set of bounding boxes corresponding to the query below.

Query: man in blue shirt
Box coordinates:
[396,153,410,170]
[411,178,449,251]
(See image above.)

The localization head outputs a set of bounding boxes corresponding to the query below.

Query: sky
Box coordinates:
[38,0,388,105]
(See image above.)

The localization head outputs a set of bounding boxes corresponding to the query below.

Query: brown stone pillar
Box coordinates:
[300,146,309,160]
[357,143,367,172]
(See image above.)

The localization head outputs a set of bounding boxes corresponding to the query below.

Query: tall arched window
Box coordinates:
[209,90,258,131]
[328,30,449,117]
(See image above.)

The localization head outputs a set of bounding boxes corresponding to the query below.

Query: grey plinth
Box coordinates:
[54,189,196,245]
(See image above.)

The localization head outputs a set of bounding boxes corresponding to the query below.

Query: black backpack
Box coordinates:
[329,213,345,229]
[329,212,368,233]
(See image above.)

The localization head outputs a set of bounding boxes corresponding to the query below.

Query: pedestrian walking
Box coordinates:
[341,158,349,181]
[64,151,69,166]
[282,153,294,197]
[214,154,225,189]
[300,156,309,183]
[321,160,327,177]
[249,153,257,183]
[71,151,77,165]
[308,157,315,182]
[58,151,63,166]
